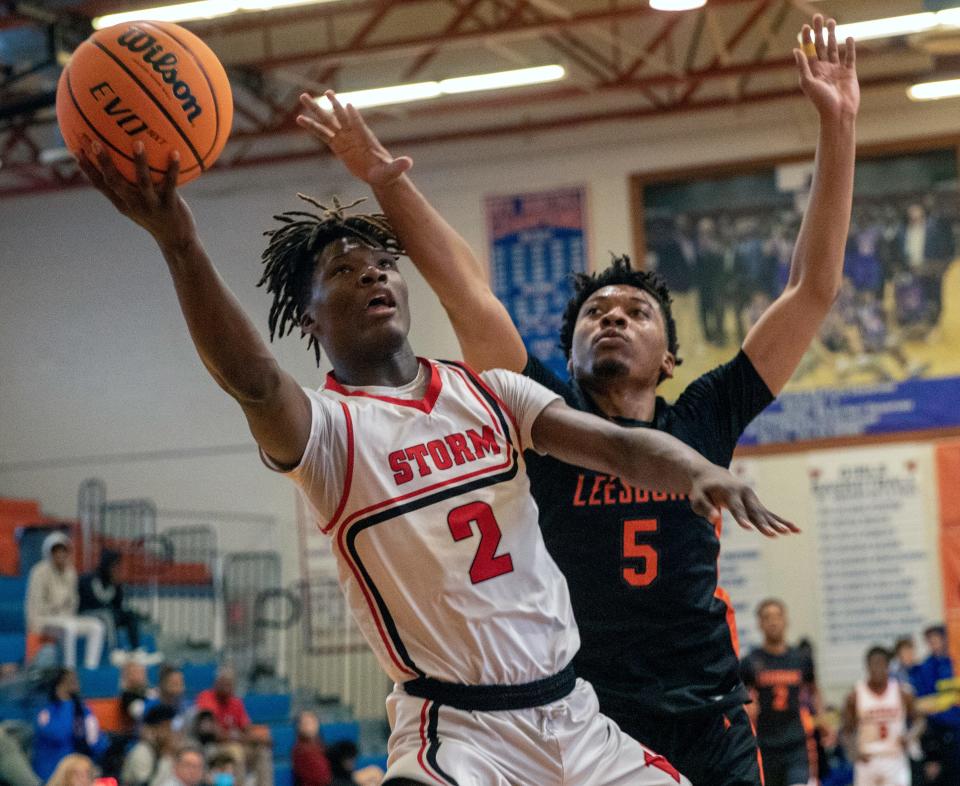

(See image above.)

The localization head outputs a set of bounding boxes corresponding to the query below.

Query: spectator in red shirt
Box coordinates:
[192,666,272,786]
[291,711,331,786]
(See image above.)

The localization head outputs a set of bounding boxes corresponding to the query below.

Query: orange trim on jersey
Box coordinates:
[745,712,765,786]
[321,402,355,535]
[417,701,446,785]
[713,517,741,658]
[324,358,442,413]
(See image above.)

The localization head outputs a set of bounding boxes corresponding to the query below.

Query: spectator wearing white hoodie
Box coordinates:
[25,532,105,669]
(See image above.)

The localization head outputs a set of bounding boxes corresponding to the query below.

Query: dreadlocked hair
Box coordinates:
[559,253,681,383]
[258,194,404,365]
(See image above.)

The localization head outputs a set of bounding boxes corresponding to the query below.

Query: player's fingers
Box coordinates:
[161,150,180,204]
[326,90,351,128]
[731,494,775,537]
[793,49,814,83]
[743,494,790,536]
[813,14,826,60]
[689,490,719,521]
[768,510,800,534]
[299,93,338,129]
[77,152,127,211]
[93,142,130,198]
[296,114,336,142]
[132,141,153,196]
[844,36,856,69]
[826,18,839,63]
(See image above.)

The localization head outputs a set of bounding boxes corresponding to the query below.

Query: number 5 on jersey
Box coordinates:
[622,518,659,587]
[448,501,515,584]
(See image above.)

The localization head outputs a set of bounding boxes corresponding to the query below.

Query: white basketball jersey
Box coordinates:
[856,679,907,758]
[275,359,579,686]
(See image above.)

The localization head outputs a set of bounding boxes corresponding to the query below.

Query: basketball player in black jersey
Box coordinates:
[741,599,824,786]
[304,13,858,785]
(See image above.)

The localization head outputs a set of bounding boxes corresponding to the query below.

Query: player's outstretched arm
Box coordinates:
[531,400,797,537]
[297,91,527,372]
[78,144,311,467]
[743,14,858,395]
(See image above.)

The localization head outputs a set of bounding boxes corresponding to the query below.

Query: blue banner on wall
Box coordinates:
[486,187,588,378]
[742,375,960,445]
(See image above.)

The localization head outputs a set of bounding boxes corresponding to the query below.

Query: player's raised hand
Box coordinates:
[297,90,413,187]
[794,14,859,121]
[688,466,799,538]
[77,142,197,249]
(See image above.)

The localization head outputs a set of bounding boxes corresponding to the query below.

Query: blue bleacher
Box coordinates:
[270,724,295,759]
[0,576,26,603]
[273,763,292,786]
[319,721,360,747]
[78,665,120,698]
[245,693,291,724]
[182,662,217,695]
[0,631,25,663]
[0,601,24,633]
[356,754,388,771]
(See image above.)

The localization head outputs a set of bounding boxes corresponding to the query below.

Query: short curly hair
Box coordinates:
[559,254,681,381]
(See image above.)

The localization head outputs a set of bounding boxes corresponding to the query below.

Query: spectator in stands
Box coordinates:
[155,746,205,786]
[914,624,953,697]
[194,666,272,786]
[26,532,106,669]
[121,662,156,732]
[325,742,357,786]
[207,752,237,786]
[79,550,159,667]
[187,710,219,758]
[0,726,41,786]
[33,668,108,780]
[145,665,190,733]
[45,754,95,786]
[121,703,179,786]
[890,636,920,691]
[291,711,331,786]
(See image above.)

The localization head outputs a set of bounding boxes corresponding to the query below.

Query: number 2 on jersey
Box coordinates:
[448,501,514,584]
[622,518,659,587]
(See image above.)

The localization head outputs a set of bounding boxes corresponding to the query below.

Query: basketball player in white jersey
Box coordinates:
[78,136,795,785]
[843,646,921,786]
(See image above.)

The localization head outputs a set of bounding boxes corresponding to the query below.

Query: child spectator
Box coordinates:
[120,703,179,786]
[26,533,105,669]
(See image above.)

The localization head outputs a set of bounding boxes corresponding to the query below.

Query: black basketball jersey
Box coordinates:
[740,646,815,749]
[523,351,773,719]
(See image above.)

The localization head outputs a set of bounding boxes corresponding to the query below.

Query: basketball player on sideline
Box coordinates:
[843,647,921,786]
[741,599,825,786]
[77,141,794,782]
[298,13,858,786]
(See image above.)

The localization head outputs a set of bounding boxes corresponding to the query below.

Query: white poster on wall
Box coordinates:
[718,458,769,656]
[809,445,937,685]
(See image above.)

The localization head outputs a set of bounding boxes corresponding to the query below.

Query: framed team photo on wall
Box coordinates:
[631,140,960,448]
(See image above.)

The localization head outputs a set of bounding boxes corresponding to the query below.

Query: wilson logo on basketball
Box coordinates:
[116,27,202,123]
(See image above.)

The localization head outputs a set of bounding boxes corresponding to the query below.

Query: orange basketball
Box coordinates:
[56,21,233,185]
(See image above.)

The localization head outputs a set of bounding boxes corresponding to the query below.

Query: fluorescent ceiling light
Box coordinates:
[93,0,338,29]
[908,78,960,101]
[832,6,960,43]
[649,0,706,10]
[316,65,566,111]
[440,65,564,94]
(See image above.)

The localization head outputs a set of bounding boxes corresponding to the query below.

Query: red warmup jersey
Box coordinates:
[194,689,250,732]
[263,359,578,686]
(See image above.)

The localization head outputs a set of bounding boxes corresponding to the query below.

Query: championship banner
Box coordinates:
[809,445,939,685]
[486,187,588,379]
[636,147,960,446]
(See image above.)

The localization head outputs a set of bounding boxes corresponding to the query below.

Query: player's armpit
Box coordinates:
[238,367,313,468]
